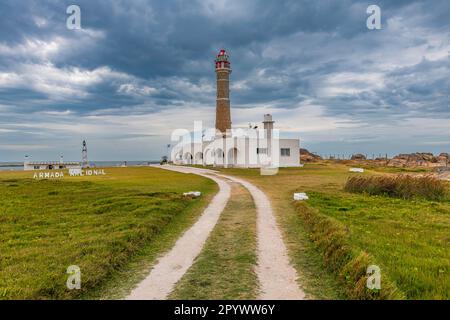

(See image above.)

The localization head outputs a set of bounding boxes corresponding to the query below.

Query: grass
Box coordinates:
[0,167,217,300]
[216,163,450,299]
[345,175,447,201]
[170,182,258,299]
[304,190,449,299]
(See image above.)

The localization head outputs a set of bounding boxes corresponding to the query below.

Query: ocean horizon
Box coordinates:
[0,160,161,171]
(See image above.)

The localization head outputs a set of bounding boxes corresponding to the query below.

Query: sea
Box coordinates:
[0,161,160,171]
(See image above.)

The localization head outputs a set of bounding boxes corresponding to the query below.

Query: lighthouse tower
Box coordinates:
[215,49,232,136]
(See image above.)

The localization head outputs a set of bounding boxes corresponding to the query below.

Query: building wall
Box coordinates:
[172,137,300,168]
[279,139,300,167]
[24,162,81,171]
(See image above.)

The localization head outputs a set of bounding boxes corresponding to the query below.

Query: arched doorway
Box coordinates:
[227,148,238,167]
[194,152,203,165]
[215,148,224,166]
[204,149,213,165]
[183,153,193,165]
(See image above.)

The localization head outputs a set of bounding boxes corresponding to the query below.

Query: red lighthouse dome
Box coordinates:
[215,49,231,71]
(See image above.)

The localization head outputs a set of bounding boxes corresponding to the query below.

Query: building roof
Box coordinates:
[26,161,80,165]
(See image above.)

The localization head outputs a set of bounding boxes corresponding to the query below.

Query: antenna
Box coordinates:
[82,140,88,168]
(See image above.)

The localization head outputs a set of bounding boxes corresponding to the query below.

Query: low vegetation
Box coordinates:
[293,201,404,299]
[170,183,258,299]
[217,164,450,300]
[344,175,447,201]
[0,167,216,300]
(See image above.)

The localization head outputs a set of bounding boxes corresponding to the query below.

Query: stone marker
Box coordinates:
[183,191,202,197]
[293,192,309,201]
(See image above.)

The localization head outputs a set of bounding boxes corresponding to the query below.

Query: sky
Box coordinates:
[0,0,449,161]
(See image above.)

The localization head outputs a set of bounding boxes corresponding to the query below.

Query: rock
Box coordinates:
[293,192,309,201]
[300,149,322,162]
[388,152,446,167]
[183,191,201,197]
[351,154,367,160]
[437,153,449,163]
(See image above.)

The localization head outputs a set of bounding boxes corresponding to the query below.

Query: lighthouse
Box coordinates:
[215,49,232,136]
[171,48,301,169]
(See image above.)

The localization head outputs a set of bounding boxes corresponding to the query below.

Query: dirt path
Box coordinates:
[170,182,258,299]
[127,165,304,300]
[215,173,305,300]
[126,167,231,300]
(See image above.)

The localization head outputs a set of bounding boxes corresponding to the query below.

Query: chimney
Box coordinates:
[263,114,275,163]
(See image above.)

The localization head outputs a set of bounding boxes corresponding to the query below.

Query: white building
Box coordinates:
[24,155,80,171]
[172,114,300,168]
[171,49,300,169]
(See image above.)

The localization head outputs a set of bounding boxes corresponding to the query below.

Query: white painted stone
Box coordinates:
[293,192,309,201]
[349,168,364,173]
[183,191,202,197]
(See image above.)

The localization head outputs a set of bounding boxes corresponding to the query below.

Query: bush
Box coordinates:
[344,175,447,201]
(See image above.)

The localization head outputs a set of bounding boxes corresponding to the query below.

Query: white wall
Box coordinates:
[279,139,300,167]
[172,137,300,168]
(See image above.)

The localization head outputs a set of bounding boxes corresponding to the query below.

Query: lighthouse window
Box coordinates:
[281,148,291,157]
[257,148,267,154]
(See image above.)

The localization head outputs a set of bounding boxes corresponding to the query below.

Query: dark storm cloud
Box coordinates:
[0,0,448,160]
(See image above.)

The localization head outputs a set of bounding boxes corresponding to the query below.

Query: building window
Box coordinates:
[34,166,40,170]
[257,148,267,154]
[281,148,291,157]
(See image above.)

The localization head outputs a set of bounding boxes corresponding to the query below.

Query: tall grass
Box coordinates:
[344,175,447,201]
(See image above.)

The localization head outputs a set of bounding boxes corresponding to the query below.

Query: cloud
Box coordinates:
[0,0,448,161]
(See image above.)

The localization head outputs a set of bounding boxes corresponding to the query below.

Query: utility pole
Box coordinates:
[167,144,171,162]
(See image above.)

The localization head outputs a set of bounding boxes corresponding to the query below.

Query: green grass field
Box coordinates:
[217,163,450,299]
[1,163,448,300]
[0,167,217,299]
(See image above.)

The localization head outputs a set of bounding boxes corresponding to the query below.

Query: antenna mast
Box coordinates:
[82,140,88,168]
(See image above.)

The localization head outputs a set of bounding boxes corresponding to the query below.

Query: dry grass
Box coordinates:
[344,175,447,201]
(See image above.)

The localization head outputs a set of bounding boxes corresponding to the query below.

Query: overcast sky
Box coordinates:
[0,0,449,161]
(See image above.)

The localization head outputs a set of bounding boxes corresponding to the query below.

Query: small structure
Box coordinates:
[24,160,80,171]
[349,168,365,173]
[293,192,309,201]
[82,140,89,168]
[183,191,202,197]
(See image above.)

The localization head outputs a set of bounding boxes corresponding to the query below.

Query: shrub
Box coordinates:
[344,175,447,201]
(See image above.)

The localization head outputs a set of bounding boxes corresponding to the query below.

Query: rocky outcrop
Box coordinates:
[300,149,322,162]
[387,152,449,168]
[437,153,449,164]
[351,154,367,160]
